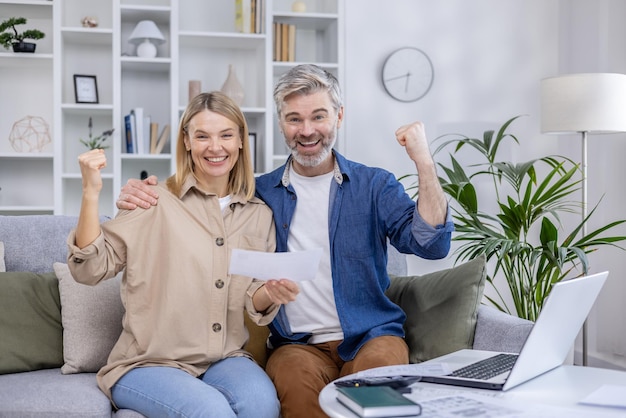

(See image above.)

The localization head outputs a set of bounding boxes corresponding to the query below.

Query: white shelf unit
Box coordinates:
[54,0,115,216]
[116,2,174,219]
[269,0,344,171]
[0,0,343,217]
[0,1,54,215]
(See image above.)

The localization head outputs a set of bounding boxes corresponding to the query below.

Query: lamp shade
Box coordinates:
[541,73,626,134]
[128,20,165,45]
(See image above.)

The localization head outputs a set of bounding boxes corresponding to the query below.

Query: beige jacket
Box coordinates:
[67,178,278,400]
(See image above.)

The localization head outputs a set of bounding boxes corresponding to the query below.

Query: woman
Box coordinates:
[68,92,298,418]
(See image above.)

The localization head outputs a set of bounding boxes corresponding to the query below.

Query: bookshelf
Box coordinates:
[0,0,344,217]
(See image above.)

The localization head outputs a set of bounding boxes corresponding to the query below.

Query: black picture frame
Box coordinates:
[73,74,99,104]
[248,132,257,172]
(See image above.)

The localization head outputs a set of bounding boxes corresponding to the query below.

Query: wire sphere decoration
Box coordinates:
[9,115,51,152]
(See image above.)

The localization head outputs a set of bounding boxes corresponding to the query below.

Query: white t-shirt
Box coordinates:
[284,169,343,343]
[219,195,232,213]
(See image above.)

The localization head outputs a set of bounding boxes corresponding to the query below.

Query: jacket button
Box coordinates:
[72,257,84,264]
[216,237,224,246]
[212,323,222,332]
[215,279,224,289]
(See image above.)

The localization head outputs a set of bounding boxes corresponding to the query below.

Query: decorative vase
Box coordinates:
[188,80,201,103]
[292,1,306,12]
[220,65,244,106]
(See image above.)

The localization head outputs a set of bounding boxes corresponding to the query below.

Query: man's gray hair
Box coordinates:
[273,64,343,116]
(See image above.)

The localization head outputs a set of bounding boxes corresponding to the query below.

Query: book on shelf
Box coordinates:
[335,386,421,418]
[288,24,296,62]
[235,0,251,33]
[250,0,256,33]
[129,108,152,154]
[273,22,281,61]
[248,132,256,172]
[150,122,159,154]
[257,0,265,34]
[123,108,154,154]
[130,108,143,154]
[124,114,134,154]
[154,124,171,154]
[142,115,151,154]
[273,22,296,62]
[236,0,265,34]
[124,112,139,153]
[281,23,289,61]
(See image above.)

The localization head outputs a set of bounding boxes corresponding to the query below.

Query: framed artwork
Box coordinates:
[73,75,99,104]
[248,132,257,172]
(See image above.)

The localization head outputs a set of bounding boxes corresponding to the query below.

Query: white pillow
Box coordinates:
[0,242,5,272]
[53,262,124,374]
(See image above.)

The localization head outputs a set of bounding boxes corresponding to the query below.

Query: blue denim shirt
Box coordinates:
[255,151,454,360]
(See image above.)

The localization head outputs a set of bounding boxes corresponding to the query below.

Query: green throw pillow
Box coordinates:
[0,272,64,374]
[386,255,486,363]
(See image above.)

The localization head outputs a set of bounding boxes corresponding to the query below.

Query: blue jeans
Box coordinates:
[111,357,280,418]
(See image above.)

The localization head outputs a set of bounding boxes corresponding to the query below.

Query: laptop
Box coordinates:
[420,271,608,391]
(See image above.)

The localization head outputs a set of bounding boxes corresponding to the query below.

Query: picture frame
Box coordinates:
[73,75,99,104]
[248,132,257,172]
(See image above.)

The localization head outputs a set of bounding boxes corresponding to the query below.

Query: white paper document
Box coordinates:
[413,393,597,418]
[579,384,626,409]
[355,362,451,378]
[229,248,322,282]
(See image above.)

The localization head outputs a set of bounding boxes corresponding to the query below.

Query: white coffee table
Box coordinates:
[319,365,626,417]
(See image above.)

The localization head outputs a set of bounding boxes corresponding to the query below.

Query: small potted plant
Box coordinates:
[80,117,114,150]
[0,17,45,53]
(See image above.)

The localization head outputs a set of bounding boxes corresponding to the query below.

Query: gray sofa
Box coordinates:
[0,215,533,418]
[0,215,144,418]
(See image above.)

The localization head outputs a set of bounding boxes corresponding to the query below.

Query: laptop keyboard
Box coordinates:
[448,353,518,380]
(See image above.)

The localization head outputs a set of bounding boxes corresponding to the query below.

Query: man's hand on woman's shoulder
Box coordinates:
[117,175,160,210]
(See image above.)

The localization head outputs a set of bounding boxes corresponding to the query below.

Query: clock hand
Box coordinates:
[405,72,412,92]
[384,72,410,82]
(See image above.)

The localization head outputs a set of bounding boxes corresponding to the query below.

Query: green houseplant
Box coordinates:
[401,116,626,321]
[0,17,45,53]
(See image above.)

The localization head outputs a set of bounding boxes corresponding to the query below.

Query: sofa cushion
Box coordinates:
[0,271,64,374]
[0,215,80,273]
[0,368,113,418]
[386,255,486,363]
[474,305,533,353]
[0,215,109,273]
[54,263,124,374]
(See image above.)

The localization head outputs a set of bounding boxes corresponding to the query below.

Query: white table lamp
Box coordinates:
[128,20,165,58]
[541,72,626,366]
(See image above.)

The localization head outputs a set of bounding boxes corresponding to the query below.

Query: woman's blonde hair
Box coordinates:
[166,91,254,200]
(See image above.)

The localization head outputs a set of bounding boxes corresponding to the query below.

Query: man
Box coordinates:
[117,64,453,418]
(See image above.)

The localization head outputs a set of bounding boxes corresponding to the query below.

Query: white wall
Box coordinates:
[342,0,626,370]
[561,0,626,370]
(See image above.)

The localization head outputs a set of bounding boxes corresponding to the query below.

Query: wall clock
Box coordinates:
[382,47,434,102]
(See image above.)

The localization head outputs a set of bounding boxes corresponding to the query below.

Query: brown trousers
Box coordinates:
[265,336,409,418]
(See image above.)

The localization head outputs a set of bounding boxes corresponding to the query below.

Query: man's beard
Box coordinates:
[287,128,338,168]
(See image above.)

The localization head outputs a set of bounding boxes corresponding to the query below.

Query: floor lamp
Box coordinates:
[540,73,626,366]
